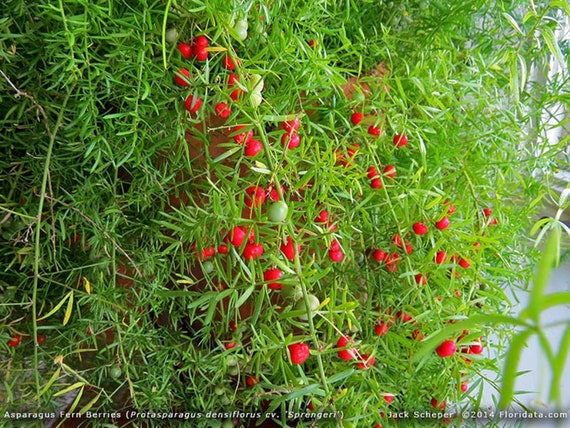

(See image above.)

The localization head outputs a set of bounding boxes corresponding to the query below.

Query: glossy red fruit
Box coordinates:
[393,133,408,147]
[232,125,253,144]
[246,375,258,387]
[174,68,190,86]
[228,73,239,85]
[469,341,484,354]
[414,273,427,285]
[336,336,357,361]
[7,334,21,347]
[436,340,457,357]
[230,88,243,101]
[372,249,386,262]
[177,42,192,59]
[215,102,231,119]
[328,249,344,262]
[445,202,456,214]
[280,236,300,260]
[396,311,412,323]
[228,226,247,247]
[461,383,468,393]
[370,178,382,189]
[459,258,471,269]
[356,354,375,370]
[435,251,447,264]
[245,185,266,208]
[315,209,329,224]
[392,234,403,247]
[288,342,310,364]
[367,166,379,179]
[243,242,264,260]
[264,267,283,290]
[368,125,381,136]
[184,94,202,114]
[194,35,209,48]
[374,322,390,336]
[329,239,341,253]
[431,398,446,409]
[412,222,428,235]
[281,132,301,149]
[351,112,363,125]
[383,165,396,178]
[223,55,238,70]
[224,341,237,350]
[483,208,492,217]
[436,217,450,230]
[384,394,394,403]
[244,139,263,157]
[193,46,208,61]
[36,334,46,345]
[282,118,301,133]
[412,329,424,341]
[405,243,413,255]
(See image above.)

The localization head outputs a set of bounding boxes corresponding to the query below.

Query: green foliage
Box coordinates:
[1,0,568,427]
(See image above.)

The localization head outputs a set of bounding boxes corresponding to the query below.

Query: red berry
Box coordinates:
[174,68,191,87]
[414,273,427,286]
[184,94,202,114]
[232,125,253,144]
[383,165,396,178]
[431,398,446,409]
[351,112,363,125]
[461,383,468,393]
[370,178,382,189]
[356,354,375,370]
[368,125,381,136]
[282,118,301,133]
[246,375,258,387]
[329,239,341,253]
[393,133,408,147]
[228,226,247,247]
[193,46,208,61]
[435,251,447,264]
[224,341,237,350]
[194,35,209,48]
[229,320,238,330]
[280,236,300,260]
[372,249,386,262]
[36,334,46,345]
[405,243,413,255]
[177,42,192,59]
[288,342,310,364]
[7,334,21,347]
[215,102,231,119]
[281,132,301,149]
[446,203,456,214]
[315,209,329,223]
[243,242,264,260]
[412,329,424,341]
[483,208,492,217]
[264,267,283,290]
[459,258,471,269]
[244,185,266,207]
[374,322,390,336]
[412,222,428,235]
[336,336,357,361]
[367,166,379,179]
[228,73,239,85]
[396,311,412,323]
[230,88,243,101]
[392,234,403,246]
[436,217,450,230]
[384,394,394,403]
[329,249,344,262]
[222,54,238,70]
[469,341,484,354]
[436,340,457,357]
